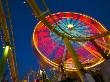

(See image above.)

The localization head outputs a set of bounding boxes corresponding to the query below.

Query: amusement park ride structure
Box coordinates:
[27,0,110,82]
[0,0,18,81]
[0,0,110,82]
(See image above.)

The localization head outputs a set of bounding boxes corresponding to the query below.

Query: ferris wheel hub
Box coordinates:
[67,24,74,30]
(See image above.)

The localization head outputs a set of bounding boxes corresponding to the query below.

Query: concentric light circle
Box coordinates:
[33,12,109,71]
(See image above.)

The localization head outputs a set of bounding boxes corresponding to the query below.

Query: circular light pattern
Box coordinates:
[33,12,109,71]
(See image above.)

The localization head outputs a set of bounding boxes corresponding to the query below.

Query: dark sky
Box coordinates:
[7,0,110,79]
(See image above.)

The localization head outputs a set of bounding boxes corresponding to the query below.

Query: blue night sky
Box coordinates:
[6,0,110,79]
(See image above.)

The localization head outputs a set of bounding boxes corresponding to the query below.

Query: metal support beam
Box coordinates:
[0,1,17,81]
[63,38,84,82]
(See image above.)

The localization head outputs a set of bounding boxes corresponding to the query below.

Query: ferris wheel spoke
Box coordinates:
[69,18,73,24]
[49,45,60,60]
[38,37,52,44]
[78,42,102,59]
[71,21,75,27]
[42,35,50,38]
[52,36,60,42]
[38,39,53,52]
[66,18,72,25]
[74,27,90,30]
[38,34,50,40]
[72,30,91,38]
[66,18,69,25]
[74,21,83,28]
[61,18,68,26]
[74,25,99,37]
[57,19,70,32]
[73,30,87,37]
[81,24,90,28]
[51,33,59,40]
[57,21,67,29]
[55,14,67,27]
[74,25,89,30]
[38,29,50,33]
[74,22,89,31]
[72,15,81,26]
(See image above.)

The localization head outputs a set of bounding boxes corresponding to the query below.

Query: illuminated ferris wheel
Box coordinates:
[33,12,110,71]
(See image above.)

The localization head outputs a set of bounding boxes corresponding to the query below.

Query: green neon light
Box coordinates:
[0,45,10,80]
[4,46,10,57]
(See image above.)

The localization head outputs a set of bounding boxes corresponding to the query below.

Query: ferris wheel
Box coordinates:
[33,12,110,71]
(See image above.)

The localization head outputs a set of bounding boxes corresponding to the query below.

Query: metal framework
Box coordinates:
[27,0,110,82]
[0,0,18,81]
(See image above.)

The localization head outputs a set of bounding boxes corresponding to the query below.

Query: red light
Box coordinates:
[79,15,86,21]
[73,13,80,20]
[65,12,72,18]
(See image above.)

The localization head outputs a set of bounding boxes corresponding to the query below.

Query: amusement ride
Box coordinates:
[29,0,110,81]
[0,0,110,82]
[0,0,18,81]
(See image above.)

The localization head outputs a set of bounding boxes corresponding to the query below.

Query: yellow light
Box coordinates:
[23,80,28,82]
[67,24,74,29]
[4,46,10,57]
[39,70,43,76]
